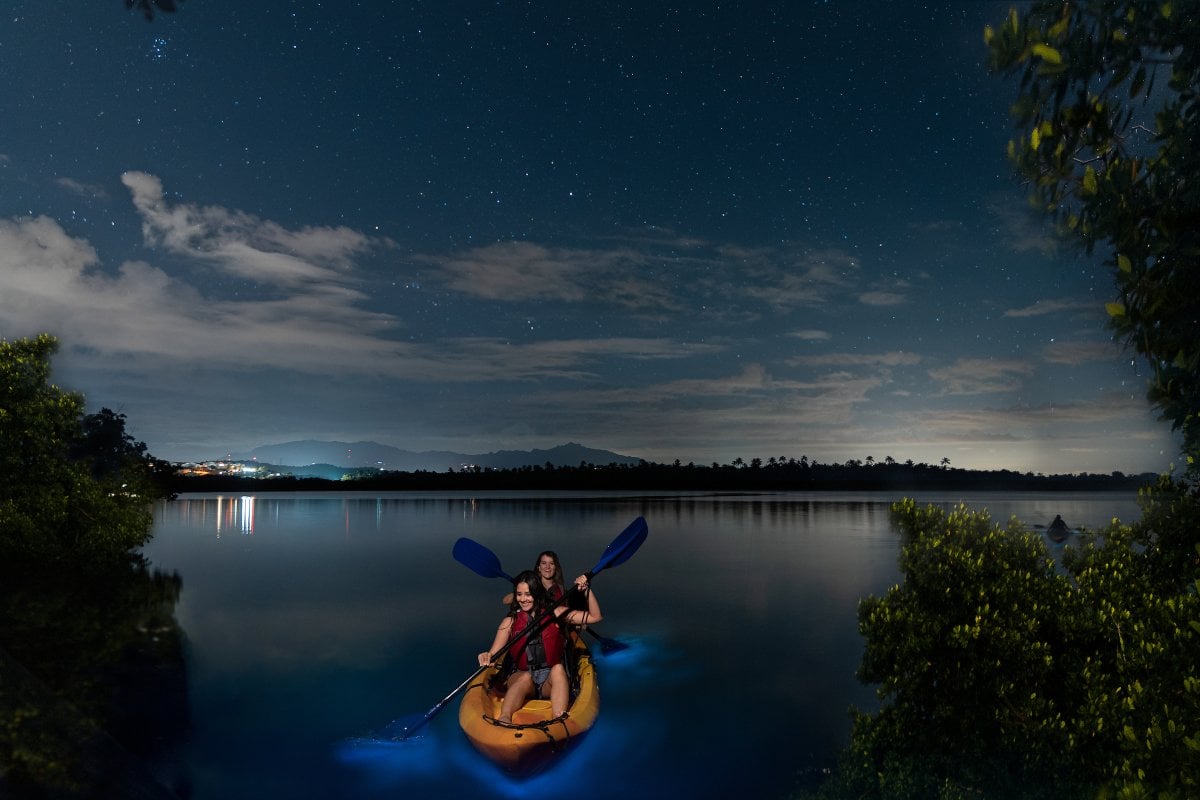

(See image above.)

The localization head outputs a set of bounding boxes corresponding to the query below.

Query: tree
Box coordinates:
[73,407,172,497]
[126,0,182,20]
[801,497,1199,800]
[985,1,1200,471]
[0,335,164,562]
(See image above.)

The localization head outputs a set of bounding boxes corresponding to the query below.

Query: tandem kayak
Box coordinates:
[457,630,599,774]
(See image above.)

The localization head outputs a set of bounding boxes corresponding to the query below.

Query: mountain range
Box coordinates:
[229,440,642,473]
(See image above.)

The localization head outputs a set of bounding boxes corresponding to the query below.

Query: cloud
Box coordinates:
[0,179,406,376]
[55,177,108,199]
[990,199,1060,255]
[0,205,720,389]
[928,357,1034,395]
[739,247,861,310]
[511,362,888,459]
[904,392,1157,442]
[787,351,921,368]
[380,336,722,383]
[428,235,865,319]
[1004,298,1095,318]
[1043,339,1120,365]
[788,329,832,341]
[122,171,384,288]
[435,241,600,302]
[858,291,907,306]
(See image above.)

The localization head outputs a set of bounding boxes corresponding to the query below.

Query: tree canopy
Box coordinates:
[126,0,182,20]
[984,0,1200,471]
[0,335,166,563]
[803,492,1199,800]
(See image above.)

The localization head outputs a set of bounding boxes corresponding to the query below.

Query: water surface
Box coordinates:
[142,490,1140,799]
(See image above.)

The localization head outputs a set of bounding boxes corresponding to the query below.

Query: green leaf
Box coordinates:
[1083,166,1098,194]
[1118,254,1132,272]
[1031,44,1062,64]
[1106,302,1126,318]
[1130,65,1146,98]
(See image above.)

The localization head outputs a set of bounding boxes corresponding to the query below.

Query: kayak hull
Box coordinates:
[458,631,598,775]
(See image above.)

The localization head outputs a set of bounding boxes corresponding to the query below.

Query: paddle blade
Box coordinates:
[585,627,630,654]
[587,517,648,577]
[381,713,430,741]
[452,537,512,581]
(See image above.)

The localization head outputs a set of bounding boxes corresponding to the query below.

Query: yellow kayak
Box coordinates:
[457,630,599,774]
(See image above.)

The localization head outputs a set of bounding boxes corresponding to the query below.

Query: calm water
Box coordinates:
[141,490,1141,800]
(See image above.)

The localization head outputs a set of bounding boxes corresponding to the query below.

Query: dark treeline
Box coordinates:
[169,457,1156,494]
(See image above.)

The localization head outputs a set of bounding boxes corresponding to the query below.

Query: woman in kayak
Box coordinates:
[478,569,602,723]
[504,550,593,611]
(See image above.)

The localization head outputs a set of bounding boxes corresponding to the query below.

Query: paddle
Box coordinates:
[452,519,645,653]
[393,516,648,740]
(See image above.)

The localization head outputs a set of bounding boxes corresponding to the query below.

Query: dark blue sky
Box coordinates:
[0,1,1179,472]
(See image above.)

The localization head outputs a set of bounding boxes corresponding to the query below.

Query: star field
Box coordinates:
[0,1,1180,473]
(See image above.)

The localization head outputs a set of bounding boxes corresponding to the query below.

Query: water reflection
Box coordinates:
[0,559,188,798]
[210,495,257,536]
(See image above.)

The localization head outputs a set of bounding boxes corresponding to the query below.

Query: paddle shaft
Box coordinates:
[400,588,585,738]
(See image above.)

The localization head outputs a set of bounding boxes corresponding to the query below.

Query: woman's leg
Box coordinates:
[547,663,570,717]
[499,671,533,723]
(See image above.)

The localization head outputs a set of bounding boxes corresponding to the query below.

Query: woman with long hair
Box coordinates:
[478,569,601,723]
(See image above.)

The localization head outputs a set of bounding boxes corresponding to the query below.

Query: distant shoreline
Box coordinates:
[166,463,1157,495]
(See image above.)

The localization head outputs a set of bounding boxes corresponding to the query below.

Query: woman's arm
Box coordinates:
[478,617,513,666]
[556,584,602,626]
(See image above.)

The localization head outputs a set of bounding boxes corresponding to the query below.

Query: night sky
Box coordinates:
[0,2,1180,473]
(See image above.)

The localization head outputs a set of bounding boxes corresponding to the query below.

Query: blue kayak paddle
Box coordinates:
[452,519,646,653]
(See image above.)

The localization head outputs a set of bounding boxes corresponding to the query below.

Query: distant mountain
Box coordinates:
[230,440,642,472]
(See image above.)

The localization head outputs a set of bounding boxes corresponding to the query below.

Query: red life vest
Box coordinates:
[510,609,565,671]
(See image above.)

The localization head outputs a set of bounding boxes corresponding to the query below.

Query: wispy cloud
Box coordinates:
[1004,298,1095,318]
[739,247,860,310]
[904,392,1157,441]
[0,177,404,376]
[787,351,921,368]
[859,291,907,306]
[513,362,888,458]
[1043,339,1119,365]
[928,357,1034,395]
[990,198,1060,255]
[426,234,866,321]
[122,171,385,288]
[56,177,108,199]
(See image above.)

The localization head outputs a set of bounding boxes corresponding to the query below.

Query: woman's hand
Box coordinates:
[478,651,491,667]
[573,574,590,592]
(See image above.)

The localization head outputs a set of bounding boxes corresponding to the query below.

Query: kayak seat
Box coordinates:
[512,699,553,725]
